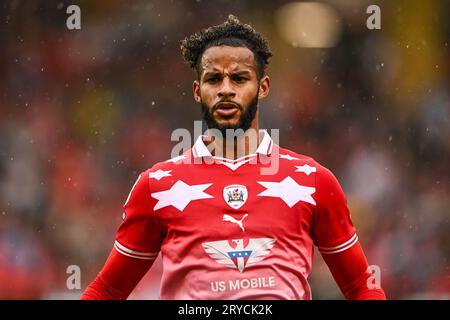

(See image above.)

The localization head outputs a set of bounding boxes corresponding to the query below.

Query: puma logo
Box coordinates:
[222,214,248,232]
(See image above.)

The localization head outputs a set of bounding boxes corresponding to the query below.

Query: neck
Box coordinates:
[206,120,260,160]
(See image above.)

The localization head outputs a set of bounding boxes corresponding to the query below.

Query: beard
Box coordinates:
[201,90,259,138]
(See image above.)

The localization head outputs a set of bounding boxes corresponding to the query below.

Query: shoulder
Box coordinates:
[137,150,194,186]
[277,146,343,195]
[277,146,349,221]
[277,146,335,176]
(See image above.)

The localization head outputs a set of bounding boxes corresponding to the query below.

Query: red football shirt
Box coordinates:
[115,131,357,299]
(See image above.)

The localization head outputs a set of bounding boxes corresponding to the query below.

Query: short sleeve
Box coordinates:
[312,165,358,255]
[114,171,161,260]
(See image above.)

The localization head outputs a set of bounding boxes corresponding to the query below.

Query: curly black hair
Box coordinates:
[180,15,273,79]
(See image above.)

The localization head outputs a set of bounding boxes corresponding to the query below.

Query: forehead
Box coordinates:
[200,45,256,74]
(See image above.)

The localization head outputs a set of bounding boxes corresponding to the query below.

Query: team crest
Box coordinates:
[223,185,248,209]
[202,238,276,272]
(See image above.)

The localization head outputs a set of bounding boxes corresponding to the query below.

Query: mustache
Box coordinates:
[213,100,242,111]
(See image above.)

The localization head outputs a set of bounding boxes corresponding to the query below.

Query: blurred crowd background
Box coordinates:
[0,0,448,299]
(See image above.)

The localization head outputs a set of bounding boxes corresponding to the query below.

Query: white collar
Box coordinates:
[192,129,273,160]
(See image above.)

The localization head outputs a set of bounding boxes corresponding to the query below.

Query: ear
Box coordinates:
[193,80,201,103]
[258,75,270,100]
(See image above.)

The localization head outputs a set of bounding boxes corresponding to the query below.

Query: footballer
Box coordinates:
[82,15,386,300]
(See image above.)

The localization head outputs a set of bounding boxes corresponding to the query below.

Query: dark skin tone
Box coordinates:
[193,45,270,160]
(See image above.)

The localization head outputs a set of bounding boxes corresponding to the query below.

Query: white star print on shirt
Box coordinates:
[295,164,317,176]
[257,176,316,207]
[149,169,172,181]
[279,154,300,161]
[151,180,213,211]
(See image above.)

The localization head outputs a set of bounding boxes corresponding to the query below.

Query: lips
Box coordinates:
[216,102,239,109]
[215,102,240,117]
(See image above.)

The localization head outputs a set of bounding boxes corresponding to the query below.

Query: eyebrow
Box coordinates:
[203,70,252,78]
[232,71,252,77]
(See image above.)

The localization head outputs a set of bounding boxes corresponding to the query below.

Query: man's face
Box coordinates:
[193,45,269,135]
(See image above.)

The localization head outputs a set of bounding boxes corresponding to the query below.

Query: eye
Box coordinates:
[206,77,220,84]
[233,76,247,83]
[205,76,220,84]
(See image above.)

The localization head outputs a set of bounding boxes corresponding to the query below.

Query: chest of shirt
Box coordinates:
[149,162,317,242]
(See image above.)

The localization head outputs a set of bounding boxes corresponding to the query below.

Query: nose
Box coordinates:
[218,77,236,99]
